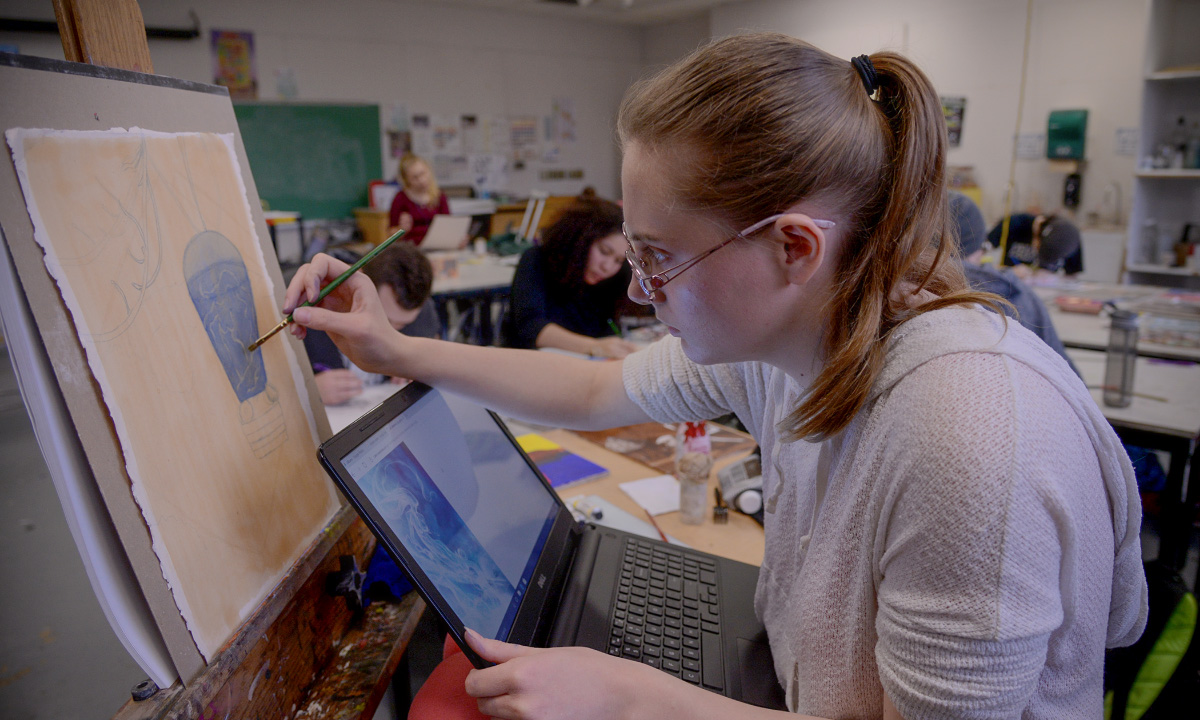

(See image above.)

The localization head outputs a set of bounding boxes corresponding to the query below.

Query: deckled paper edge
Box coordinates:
[6,126,335,659]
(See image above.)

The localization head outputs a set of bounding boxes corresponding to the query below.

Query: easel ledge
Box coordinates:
[111,506,426,719]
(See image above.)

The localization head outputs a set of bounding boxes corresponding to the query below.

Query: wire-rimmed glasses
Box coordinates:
[623,214,835,300]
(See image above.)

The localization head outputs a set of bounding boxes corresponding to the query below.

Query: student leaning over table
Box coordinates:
[284,33,1147,720]
[502,196,640,359]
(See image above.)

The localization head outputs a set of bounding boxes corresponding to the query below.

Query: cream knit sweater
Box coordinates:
[622,306,1147,719]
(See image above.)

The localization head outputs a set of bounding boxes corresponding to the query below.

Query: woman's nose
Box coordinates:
[627,275,655,306]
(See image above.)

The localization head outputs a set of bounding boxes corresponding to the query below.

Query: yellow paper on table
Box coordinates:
[516,433,609,489]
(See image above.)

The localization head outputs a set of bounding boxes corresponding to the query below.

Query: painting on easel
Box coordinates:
[6,127,339,660]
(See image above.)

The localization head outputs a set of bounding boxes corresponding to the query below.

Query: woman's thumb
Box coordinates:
[465,628,540,664]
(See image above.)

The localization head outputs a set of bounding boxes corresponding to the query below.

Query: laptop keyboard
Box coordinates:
[607,538,724,691]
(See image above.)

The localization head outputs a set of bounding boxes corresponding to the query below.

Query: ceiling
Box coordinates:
[416,0,747,26]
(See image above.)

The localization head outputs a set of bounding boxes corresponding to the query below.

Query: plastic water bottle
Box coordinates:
[675,422,712,525]
[1103,309,1139,408]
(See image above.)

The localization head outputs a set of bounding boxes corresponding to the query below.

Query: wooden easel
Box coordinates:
[32,2,424,717]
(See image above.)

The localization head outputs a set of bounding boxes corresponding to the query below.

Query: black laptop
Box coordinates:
[317,382,785,708]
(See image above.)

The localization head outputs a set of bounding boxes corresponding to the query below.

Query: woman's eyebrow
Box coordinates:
[625,228,665,245]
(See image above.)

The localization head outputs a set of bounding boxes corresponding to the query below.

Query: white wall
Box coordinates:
[0,0,1151,224]
[0,0,648,200]
[640,12,712,71]
[711,0,1149,231]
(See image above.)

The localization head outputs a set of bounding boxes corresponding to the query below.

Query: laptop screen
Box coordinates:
[340,388,559,640]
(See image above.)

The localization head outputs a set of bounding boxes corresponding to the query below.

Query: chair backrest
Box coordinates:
[516,190,549,242]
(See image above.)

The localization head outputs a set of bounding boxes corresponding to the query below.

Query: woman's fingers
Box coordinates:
[283,253,354,313]
[466,628,540,664]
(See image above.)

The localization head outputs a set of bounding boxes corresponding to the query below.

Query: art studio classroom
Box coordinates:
[1,1,1199,718]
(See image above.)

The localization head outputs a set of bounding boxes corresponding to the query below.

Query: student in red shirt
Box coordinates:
[388,153,450,246]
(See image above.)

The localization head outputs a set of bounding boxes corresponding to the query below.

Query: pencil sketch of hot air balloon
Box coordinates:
[183,230,287,458]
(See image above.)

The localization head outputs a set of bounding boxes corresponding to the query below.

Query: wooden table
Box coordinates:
[325,385,765,567]
[1034,281,1200,362]
[544,425,764,566]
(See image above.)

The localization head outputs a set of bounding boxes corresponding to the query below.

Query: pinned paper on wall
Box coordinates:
[551,97,576,144]
[1115,127,1140,156]
[433,154,471,186]
[941,96,966,147]
[462,114,483,154]
[431,115,462,155]
[5,127,340,661]
[510,115,540,163]
[411,114,434,157]
[1016,133,1046,159]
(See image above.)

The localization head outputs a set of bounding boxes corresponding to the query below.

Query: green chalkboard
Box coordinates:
[233,102,382,219]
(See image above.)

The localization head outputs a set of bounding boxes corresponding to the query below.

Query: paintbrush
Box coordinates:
[247,228,406,352]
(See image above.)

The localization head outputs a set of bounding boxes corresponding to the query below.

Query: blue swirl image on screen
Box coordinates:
[360,442,515,636]
[183,231,267,402]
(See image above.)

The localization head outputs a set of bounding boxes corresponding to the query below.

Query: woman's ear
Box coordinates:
[776,213,828,285]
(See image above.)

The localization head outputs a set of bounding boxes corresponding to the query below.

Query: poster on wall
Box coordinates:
[430,115,462,155]
[411,114,433,157]
[433,154,471,186]
[470,154,510,195]
[510,115,540,165]
[462,115,483,154]
[941,96,966,147]
[551,97,577,144]
[486,116,512,157]
[388,130,412,159]
[211,30,257,100]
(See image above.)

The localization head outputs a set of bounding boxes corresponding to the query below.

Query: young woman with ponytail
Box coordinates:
[285,33,1146,720]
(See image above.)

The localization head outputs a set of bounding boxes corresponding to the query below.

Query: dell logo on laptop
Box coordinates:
[537,574,546,589]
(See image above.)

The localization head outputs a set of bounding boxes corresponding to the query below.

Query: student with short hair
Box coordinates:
[303,241,438,405]
[286,33,1146,720]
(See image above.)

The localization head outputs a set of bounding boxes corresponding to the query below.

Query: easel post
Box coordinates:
[15,3,426,716]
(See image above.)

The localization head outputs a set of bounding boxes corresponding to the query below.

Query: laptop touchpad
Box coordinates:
[737,637,786,709]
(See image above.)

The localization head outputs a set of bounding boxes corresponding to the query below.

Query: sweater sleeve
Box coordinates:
[504,248,553,349]
[621,335,760,425]
[388,190,411,228]
[873,353,1108,719]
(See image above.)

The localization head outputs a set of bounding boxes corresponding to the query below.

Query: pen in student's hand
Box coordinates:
[248,228,406,352]
[608,319,623,337]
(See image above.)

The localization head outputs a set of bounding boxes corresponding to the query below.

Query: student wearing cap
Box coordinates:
[987,211,1083,277]
[949,193,1077,374]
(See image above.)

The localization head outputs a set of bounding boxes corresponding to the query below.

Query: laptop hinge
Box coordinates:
[544,524,599,647]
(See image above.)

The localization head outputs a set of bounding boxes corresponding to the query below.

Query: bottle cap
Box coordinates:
[735,489,763,515]
[1110,309,1139,329]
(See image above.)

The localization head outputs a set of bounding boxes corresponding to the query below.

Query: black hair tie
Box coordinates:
[851,54,879,99]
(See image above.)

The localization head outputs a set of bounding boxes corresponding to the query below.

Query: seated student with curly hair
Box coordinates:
[303,241,439,405]
[502,197,640,359]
